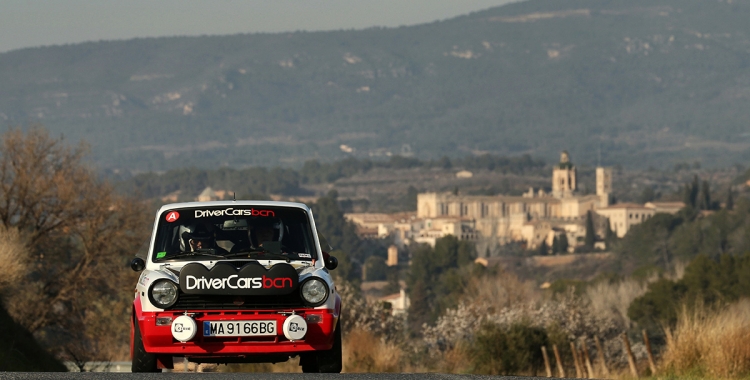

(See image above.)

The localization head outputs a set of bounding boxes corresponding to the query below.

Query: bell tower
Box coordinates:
[596,167,613,207]
[552,151,577,198]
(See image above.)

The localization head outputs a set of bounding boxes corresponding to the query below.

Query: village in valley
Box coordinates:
[345,151,683,256]
[183,151,690,315]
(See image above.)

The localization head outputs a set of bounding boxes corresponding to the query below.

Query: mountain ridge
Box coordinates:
[1,0,749,171]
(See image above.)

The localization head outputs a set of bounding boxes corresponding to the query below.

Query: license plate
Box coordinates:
[203,320,276,337]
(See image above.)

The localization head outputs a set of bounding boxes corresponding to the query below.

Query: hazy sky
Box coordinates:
[0,0,520,53]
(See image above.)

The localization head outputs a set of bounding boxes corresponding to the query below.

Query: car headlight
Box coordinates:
[300,278,329,306]
[148,280,178,309]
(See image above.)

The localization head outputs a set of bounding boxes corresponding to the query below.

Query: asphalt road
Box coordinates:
[0,374,553,380]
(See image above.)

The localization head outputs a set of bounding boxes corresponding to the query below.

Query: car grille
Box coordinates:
[168,292,305,310]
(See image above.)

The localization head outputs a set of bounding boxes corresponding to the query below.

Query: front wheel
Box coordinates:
[301,319,342,373]
[131,318,160,373]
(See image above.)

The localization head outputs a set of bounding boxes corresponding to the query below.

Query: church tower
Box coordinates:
[596,167,613,207]
[552,151,577,198]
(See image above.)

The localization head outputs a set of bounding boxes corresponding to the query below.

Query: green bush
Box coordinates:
[628,252,750,330]
[468,321,549,376]
[406,236,477,331]
[364,256,388,281]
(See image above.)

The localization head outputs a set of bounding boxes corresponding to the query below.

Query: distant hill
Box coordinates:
[1,0,750,171]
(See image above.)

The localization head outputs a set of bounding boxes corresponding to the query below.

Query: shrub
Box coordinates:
[336,280,406,344]
[468,321,550,375]
[585,273,657,329]
[629,253,750,330]
[363,256,388,281]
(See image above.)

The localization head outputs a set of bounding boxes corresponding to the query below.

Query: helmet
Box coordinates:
[249,218,284,247]
[180,223,215,251]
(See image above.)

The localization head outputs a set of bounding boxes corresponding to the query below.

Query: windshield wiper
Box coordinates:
[225,249,291,262]
[162,249,227,259]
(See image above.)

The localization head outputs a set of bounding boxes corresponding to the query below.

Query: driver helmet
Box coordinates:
[179,223,215,251]
[249,217,284,247]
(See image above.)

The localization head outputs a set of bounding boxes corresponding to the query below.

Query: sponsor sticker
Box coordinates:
[165,211,180,222]
[184,274,293,290]
[179,262,298,295]
[156,251,167,259]
[298,253,312,258]
[194,208,275,218]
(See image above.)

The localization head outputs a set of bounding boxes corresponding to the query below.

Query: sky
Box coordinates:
[0,0,520,53]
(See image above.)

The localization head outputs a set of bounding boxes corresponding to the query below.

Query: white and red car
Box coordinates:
[130,201,342,372]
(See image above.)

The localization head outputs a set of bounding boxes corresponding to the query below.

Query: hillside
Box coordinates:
[1,0,750,171]
[0,304,66,371]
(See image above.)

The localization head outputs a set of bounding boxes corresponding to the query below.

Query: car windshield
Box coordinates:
[152,206,317,262]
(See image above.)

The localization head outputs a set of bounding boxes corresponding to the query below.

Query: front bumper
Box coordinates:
[134,299,339,356]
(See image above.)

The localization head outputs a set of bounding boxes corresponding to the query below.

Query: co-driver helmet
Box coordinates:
[249,217,284,247]
[179,223,215,251]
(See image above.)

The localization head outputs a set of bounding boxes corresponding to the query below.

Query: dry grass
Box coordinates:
[0,227,27,293]
[224,327,408,373]
[464,270,539,309]
[661,299,750,379]
[343,327,403,372]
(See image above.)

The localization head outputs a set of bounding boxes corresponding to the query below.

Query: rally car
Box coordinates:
[130,201,342,373]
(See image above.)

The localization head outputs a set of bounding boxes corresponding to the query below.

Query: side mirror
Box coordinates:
[131,257,145,272]
[325,255,338,270]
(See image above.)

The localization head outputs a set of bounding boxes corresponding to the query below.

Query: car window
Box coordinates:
[152,206,317,261]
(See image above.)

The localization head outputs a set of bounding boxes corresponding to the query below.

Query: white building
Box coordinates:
[347,152,686,251]
[595,203,656,238]
[379,289,410,315]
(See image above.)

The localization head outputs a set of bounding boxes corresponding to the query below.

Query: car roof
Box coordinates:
[157,200,313,214]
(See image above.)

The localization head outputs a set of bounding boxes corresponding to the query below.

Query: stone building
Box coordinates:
[347,151,683,253]
[596,203,656,238]
[414,152,610,250]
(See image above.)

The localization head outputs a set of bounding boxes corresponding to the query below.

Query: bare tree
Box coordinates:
[0,126,151,361]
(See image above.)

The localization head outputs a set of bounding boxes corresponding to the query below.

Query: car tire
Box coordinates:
[132,318,160,373]
[301,319,342,373]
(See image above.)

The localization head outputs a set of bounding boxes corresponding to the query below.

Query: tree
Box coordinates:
[384,267,400,295]
[312,194,362,263]
[437,156,452,169]
[434,235,460,268]
[683,175,700,208]
[682,185,692,208]
[604,218,616,242]
[0,127,151,361]
[697,180,711,210]
[551,236,559,255]
[406,236,476,334]
[537,240,548,256]
[363,256,387,281]
[406,244,436,333]
[558,233,569,254]
[404,185,418,211]
[312,191,391,283]
[584,211,595,249]
[629,252,750,330]
[407,277,431,333]
[726,188,734,211]
[638,186,656,204]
